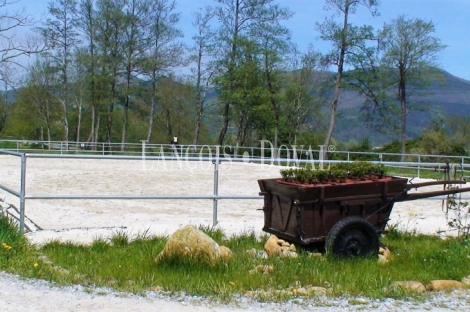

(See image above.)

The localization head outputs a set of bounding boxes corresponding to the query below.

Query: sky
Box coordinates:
[7,0,470,80]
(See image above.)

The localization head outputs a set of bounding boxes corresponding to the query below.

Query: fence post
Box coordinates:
[19,153,26,233]
[212,145,220,226]
[418,154,420,178]
[460,157,465,179]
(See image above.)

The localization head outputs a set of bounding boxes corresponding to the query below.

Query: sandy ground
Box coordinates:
[0,155,464,243]
[1,154,470,311]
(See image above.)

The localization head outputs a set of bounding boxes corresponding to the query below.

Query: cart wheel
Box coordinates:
[325,216,379,258]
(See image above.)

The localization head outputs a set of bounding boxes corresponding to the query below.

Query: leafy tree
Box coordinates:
[190,6,215,146]
[39,0,80,146]
[0,63,16,133]
[446,115,470,149]
[317,0,379,158]
[257,9,293,151]
[68,47,89,142]
[280,48,328,145]
[119,0,150,150]
[153,76,194,143]
[76,0,100,144]
[21,56,61,145]
[377,15,446,160]
[212,0,292,145]
[140,0,184,143]
[94,0,126,146]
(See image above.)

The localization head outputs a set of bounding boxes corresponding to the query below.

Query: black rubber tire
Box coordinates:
[325,216,379,258]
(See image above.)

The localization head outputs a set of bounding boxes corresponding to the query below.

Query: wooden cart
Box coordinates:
[258,177,470,257]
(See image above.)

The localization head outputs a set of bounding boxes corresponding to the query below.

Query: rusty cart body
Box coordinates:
[258,177,470,257]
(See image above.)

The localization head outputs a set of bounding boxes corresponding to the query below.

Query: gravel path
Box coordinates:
[2,271,470,311]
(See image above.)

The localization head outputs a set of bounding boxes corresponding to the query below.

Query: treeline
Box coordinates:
[0,0,447,154]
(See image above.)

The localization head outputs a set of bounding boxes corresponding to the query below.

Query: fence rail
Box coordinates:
[1,140,470,233]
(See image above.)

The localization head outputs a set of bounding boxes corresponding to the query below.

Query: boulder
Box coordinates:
[245,248,269,259]
[281,250,298,258]
[377,254,389,265]
[389,281,426,293]
[249,264,274,274]
[426,280,467,291]
[264,235,298,257]
[154,225,222,265]
[379,247,392,260]
[264,235,282,256]
[219,246,233,261]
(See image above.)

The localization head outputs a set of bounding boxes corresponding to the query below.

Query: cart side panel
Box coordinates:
[258,177,407,245]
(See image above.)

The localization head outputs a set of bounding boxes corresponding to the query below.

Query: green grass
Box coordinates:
[1,214,470,303]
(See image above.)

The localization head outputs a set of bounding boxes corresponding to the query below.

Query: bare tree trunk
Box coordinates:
[94,115,101,145]
[87,105,96,149]
[218,102,230,145]
[62,101,69,149]
[323,4,349,160]
[399,78,407,161]
[193,105,203,146]
[146,98,155,142]
[121,92,129,151]
[46,124,52,150]
[76,102,82,143]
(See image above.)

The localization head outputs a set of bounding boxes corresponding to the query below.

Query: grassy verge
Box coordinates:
[1,214,469,303]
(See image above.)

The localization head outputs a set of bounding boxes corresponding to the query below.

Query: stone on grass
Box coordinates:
[245,248,269,259]
[154,225,226,265]
[379,247,392,260]
[219,246,233,261]
[307,252,323,258]
[426,280,467,291]
[377,254,389,265]
[389,281,426,293]
[249,264,274,275]
[281,250,298,258]
[264,235,282,256]
[264,235,298,257]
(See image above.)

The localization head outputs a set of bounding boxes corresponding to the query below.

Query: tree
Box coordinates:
[0,63,17,133]
[0,1,46,135]
[94,0,126,146]
[281,48,328,145]
[21,56,61,145]
[215,38,269,147]
[153,76,194,143]
[77,0,99,145]
[69,47,89,142]
[140,0,184,143]
[257,10,293,151]
[317,0,379,157]
[190,6,214,146]
[120,0,149,150]
[0,0,45,66]
[39,0,80,146]
[212,0,292,145]
[377,15,446,159]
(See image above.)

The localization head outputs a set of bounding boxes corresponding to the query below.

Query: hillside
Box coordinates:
[333,70,470,145]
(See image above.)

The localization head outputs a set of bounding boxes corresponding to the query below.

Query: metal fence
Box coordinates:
[1,138,470,164]
[1,140,470,233]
